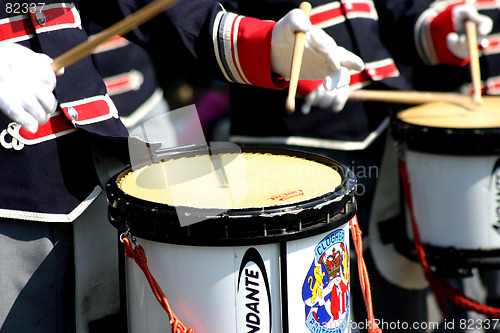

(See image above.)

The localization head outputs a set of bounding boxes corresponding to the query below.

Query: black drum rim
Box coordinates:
[391,116,500,155]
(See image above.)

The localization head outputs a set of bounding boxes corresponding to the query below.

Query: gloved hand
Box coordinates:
[0,43,57,133]
[271,8,364,82]
[446,4,493,59]
[417,2,493,65]
[301,67,351,114]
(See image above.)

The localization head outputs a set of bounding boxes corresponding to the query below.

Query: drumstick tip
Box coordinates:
[299,1,312,13]
[472,93,483,106]
[286,97,296,114]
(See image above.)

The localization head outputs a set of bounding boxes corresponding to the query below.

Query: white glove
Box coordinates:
[0,43,57,133]
[447,4,493,59]
[301,67,351,114]
[271,8,364,82]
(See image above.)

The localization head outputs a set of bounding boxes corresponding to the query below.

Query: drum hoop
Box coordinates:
[106,148,357,246]
[392,117,500,155]
[381,216,500,277]
[393,232,500,277]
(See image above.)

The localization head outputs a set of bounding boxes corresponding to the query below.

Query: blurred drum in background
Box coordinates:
[392,97,500,276]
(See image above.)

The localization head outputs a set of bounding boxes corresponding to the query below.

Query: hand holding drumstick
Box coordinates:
[274,2,364,114]
[0,0,179,134]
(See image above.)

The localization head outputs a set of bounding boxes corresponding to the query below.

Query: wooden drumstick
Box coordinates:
[349,89,474,107]
[50,0,180,74]
[285,2,312,114]
[465,0,482,105]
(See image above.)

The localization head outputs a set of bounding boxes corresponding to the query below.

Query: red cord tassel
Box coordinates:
[122,236,196,333]
[350,216,383,333]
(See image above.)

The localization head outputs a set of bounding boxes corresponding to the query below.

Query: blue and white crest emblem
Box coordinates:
[302,229,349,333]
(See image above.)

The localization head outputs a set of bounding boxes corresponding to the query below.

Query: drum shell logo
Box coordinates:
[302,229,349,332]
[236,248,272,333]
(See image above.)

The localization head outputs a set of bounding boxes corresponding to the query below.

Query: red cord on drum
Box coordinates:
[399,159,500,319]
[350,216,383,333]
[121,235,196,333]
[121,224,386,333]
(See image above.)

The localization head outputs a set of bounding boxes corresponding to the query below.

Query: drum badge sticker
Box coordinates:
[302,229,349,333]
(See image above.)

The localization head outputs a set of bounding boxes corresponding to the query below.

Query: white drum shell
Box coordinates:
[125,221,351,333]
[404,149,500,249]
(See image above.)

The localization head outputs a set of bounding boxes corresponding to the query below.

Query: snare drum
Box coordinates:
[392,98,500,274]
[106,148,357,333]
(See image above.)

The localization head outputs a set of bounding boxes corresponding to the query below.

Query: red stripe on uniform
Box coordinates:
[0,4,77,42]
[483,35,500,55]
[365,63,398,81]
[105,77,133,94]
[310,7,343,25]
[18,113,73,141]
[0,16,34,41]
[311,2,374,26]
[30,6,76,30]
[476,0,500,9]
[344,2,373,14]
[15,96,114,144]
[92,35,129,53]
[62,99,111,123]
[350,71,371,86]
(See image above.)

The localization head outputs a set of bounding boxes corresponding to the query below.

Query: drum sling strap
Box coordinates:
[120,233,195,333]
[120,222,383,333]
[399,159,500,319]
[350,216,383,333]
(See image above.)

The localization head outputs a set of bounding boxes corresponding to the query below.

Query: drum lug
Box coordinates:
[119,228,138,248]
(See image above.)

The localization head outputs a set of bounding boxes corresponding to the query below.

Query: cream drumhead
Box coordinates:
[397,96,500,129]
[393,97,500,155]
[118,152,342,209]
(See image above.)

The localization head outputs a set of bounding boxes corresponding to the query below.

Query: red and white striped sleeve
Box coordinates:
[212,11,288,90]
[415,0,469,66]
